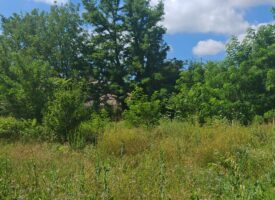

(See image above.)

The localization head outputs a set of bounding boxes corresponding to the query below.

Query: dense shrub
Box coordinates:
[0,57,54,121]
[253,115,265,125]
[76,109,110,145]
[21,120,53,142]
[264,109,275,125]
[123,87,161,128]
[43,80,89,142]
[0,117,26,139]
[0,117,50,141]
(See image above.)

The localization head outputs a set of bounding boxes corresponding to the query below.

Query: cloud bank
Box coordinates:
[150,0,275,56]
[151,0,275,35]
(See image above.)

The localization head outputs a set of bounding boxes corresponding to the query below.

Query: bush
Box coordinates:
[0,117,26,139]
[43,80,89,142]
[123,87,161,128]
[76,109,110,145]
[253,115,264,125]
[264,109,275,125]
[0,58,54,121]
[21,120,53,142]
[0,117,51,141]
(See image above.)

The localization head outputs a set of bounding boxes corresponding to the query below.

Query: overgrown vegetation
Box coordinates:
[0,121,275,199]
[123,87,161,128]
[0,2,274,132]
[0,1,274,198]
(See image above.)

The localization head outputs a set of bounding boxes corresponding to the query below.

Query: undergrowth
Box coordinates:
[0,120,274,199]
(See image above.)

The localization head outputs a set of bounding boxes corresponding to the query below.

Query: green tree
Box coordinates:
[43,79,89,142]
[123,0,174,95]
[46,4,89,78]
[172,16,275,124]
[82,0,128,108]
[0,3,88,78]
[123,86,161,128]
[0,54,54,121]
[0,3,89,121]
[82,0,181,109]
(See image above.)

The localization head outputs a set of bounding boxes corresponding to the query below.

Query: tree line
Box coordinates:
[0,1,274,142]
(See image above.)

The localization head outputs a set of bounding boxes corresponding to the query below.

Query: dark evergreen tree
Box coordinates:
[82,0,128,109]
[123,0,174,95]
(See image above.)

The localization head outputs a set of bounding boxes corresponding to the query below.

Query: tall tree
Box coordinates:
[0,3,89,120]
[0,54,54,121]
[82,0,128,108]
[82,0,180,107]
[123,0,172,95]
[0,3,88,78]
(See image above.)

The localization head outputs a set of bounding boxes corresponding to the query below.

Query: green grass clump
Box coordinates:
[0,121,274,199]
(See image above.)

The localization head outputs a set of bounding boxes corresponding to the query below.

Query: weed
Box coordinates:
[0,121,274,199]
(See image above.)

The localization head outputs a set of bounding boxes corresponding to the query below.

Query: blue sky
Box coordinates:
[0,0,274,61]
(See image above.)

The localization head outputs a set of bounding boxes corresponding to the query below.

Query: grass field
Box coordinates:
[1,121,275,199]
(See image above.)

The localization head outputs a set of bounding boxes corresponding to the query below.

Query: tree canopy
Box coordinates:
[0,2,274,126]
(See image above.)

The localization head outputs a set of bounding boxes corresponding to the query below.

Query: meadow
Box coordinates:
[1,120,275,199]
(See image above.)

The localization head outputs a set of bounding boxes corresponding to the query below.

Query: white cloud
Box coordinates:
[230,0,275,7]
[193,20,275,56]
[192,39,225,56]
[151,0,275,35]
[33,0,68,5]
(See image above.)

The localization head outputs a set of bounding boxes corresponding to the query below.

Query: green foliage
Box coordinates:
[253,115,265,125]
[264,109,275,124]
[0,117,26,139]
[0,3,88,78]
[123,87,161,128]
[0,3,89,121]
[266,69,275,91]
[82,0,129,108]
[43,80,89,142]
[171,20,275,124]
[0,56,54,121]
[0,3,274,199]
[0,2,274,147]
[123,0,175,95]
[82,0,178,108]
[0,117,52,141]
[76,109,110,145]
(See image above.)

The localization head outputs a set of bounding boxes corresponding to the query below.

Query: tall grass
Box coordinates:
[0,120,274,199]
